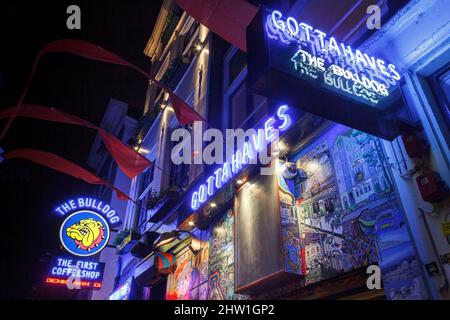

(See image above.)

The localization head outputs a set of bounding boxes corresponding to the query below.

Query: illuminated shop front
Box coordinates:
[112,0,449,301]
[45,197,121,293]
[277,125,426,299]
[152,126,430,300]
[150,104,428,299]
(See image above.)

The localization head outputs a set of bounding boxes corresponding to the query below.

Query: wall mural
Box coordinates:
[166,124,427,300]
[278,170,306,276]
[283,124,428,299]
[190,239,210,300]
[280,202,305,275]
[165,239,209,300]
[207,209,247,300]
[166,248,195,300]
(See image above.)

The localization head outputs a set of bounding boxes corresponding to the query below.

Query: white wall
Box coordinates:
[366,0,450,299]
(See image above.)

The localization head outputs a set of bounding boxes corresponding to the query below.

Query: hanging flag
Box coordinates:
[0,105,95,128]
[98,129,151,179]
[169,91,206,125]
[175,0,258,52]
[0,104,152,179]
[155,250,176,274]
[0,39,205,141]
[4,148,132,201]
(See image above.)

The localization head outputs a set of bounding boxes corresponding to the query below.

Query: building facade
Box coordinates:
[86,98,138,300]
[104,0,450,300]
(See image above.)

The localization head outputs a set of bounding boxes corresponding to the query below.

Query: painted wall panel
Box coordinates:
[234,173,284,292]
[165,239,209,300]
[289,124,428,299]
[207,209,247,300]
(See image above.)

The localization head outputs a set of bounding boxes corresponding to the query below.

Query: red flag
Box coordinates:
[0,105,95,128]
[0,104,152,179]
[0,39,205,141]
[169,90,206,125]
[175,0,258,52]
[4,149,133,201]
[36,39,148,76]
[98,129,151,179]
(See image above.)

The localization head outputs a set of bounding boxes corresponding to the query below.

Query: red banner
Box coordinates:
[4,148,132,201]
[0,39,205,141]
[175,0,258,52]
[0,104,151,179]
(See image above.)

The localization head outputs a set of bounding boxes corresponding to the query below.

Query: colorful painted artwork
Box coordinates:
[165,239,209,300]
[292,128,377,284]
[166,248,195,300]
[280,203,305,275]
[192,238,210,300]
[207,209,247,300]
[287,124,427,298]
[378,222,428,299]
[278,162,306,276]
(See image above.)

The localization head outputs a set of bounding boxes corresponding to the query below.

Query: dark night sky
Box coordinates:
[0,0,162,299]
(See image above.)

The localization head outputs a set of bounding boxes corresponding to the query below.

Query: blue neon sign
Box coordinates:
[265,9,401,106]
[191,105,292,210]
[48,257,105,281]
[55,197,121,257]
[54,197,121,225]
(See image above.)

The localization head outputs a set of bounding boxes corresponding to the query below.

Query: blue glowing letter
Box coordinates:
[277,105,291,131]
[191,192,199,210]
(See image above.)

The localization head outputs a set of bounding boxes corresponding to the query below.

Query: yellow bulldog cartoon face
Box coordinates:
[66,218,105,251]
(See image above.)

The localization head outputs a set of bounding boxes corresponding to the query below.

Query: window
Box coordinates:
[136,166,155,229]
[169,128,189,188]
[429,64,450,134]
[169,160,188,188]
[99,156,113,181]
[229,82,249,129]
[228,50,247,86]
[223,47,269,131]
[142,165,155,189]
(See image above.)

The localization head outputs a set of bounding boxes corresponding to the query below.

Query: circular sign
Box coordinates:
[59,210,110,257]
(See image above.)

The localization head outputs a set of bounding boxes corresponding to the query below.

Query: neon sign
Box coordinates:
[55,197,121,225]
[109,277,133,300]
[247,6,411,140]
[45,257,105,290]
[191,105,292,210]
[45,277,103,290]
[55,197,121,257]
[265,9,401,106]
[48,257,105,281]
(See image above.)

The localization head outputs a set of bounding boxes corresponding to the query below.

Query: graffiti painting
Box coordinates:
[207,209,247,300]
[288,124,427,298]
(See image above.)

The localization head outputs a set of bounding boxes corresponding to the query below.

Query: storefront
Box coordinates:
[276,123,427,299]
[151,123,436,301]
[149,105,430,300]
[116,0,449,301]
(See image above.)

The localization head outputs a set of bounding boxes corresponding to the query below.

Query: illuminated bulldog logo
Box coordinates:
[66,218,105,251]
[60,210,110,257]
